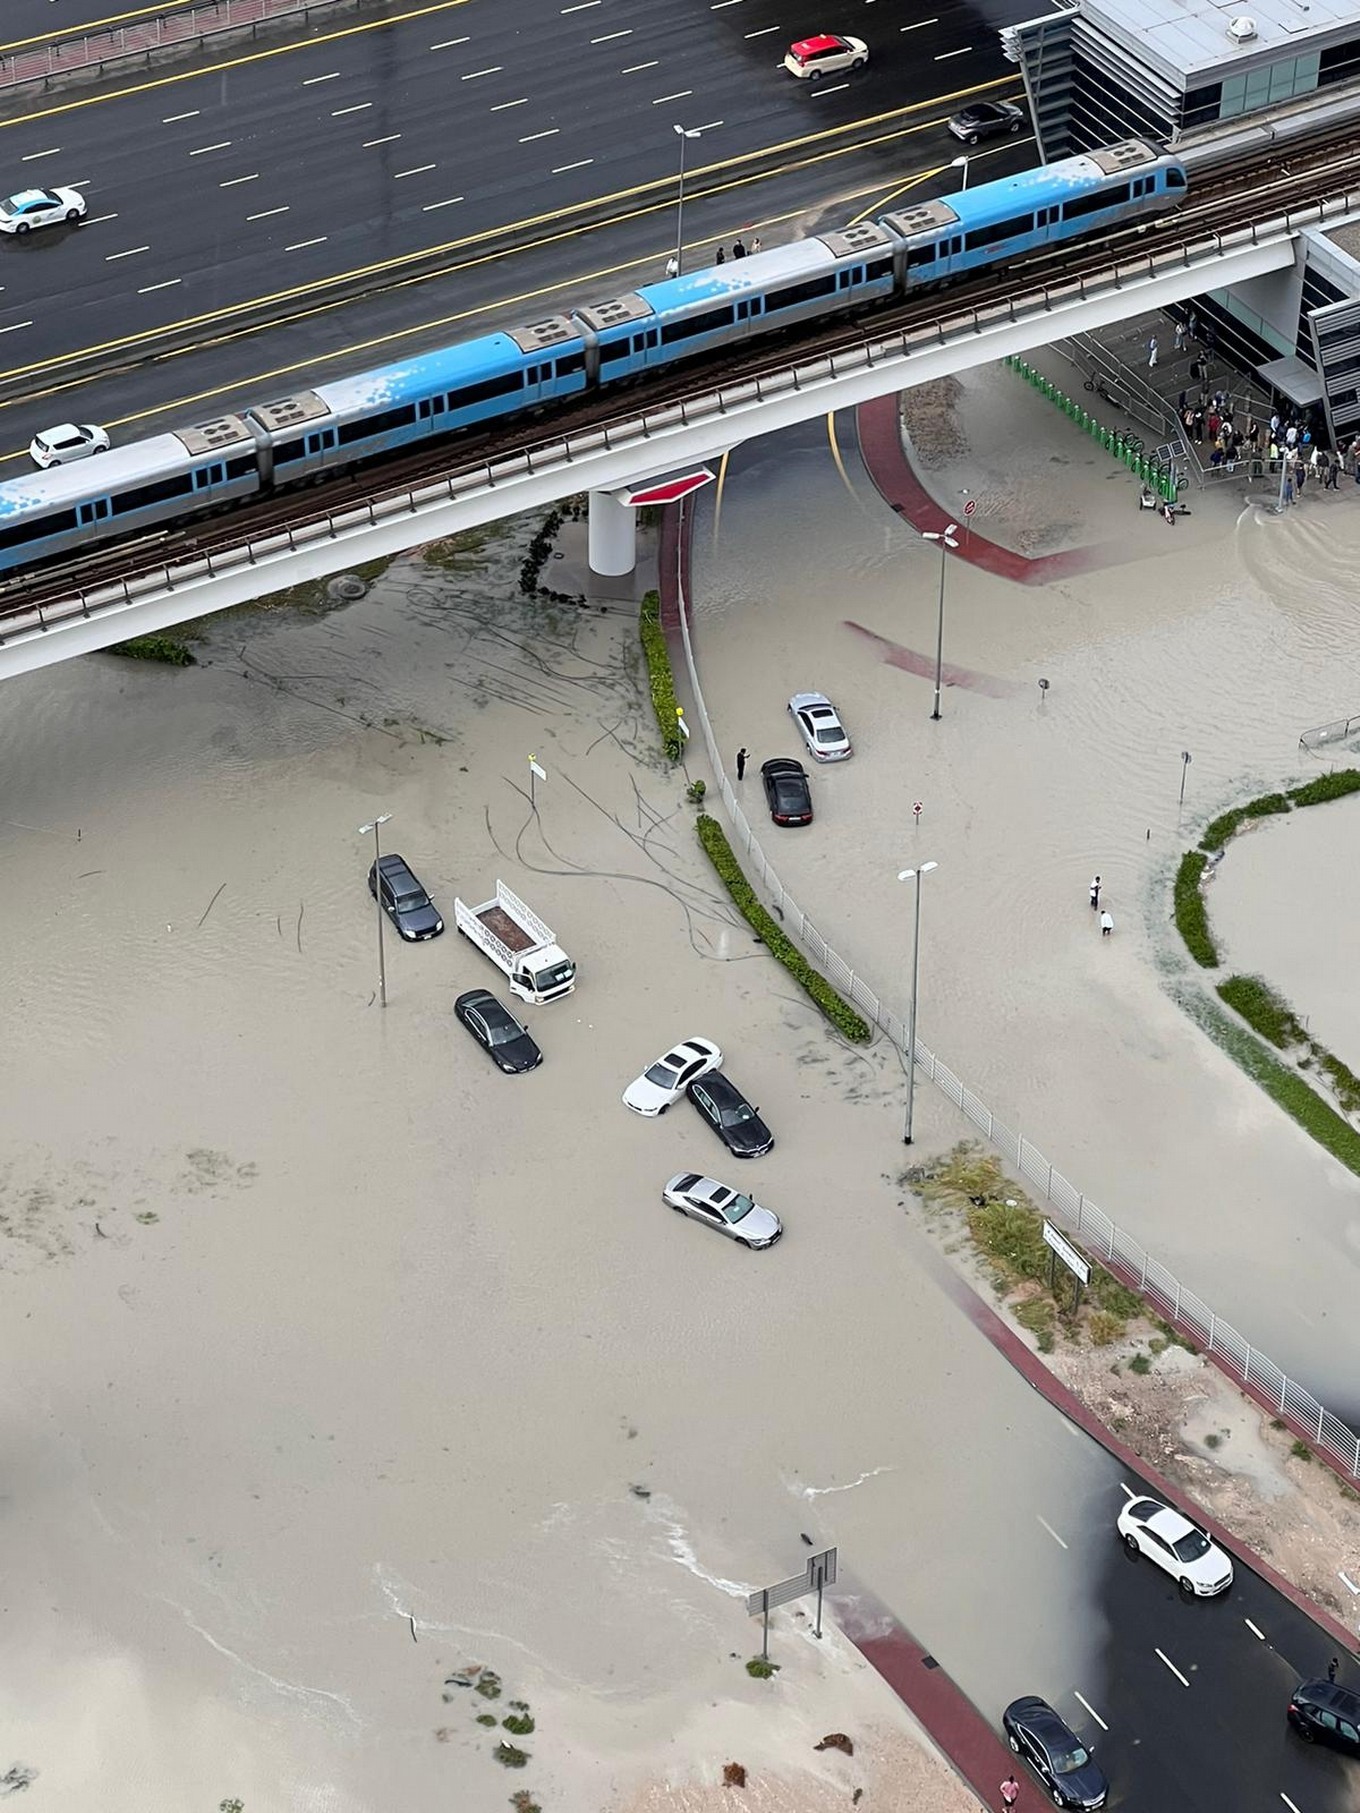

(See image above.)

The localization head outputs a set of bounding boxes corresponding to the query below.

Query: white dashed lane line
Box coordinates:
[652,89,693,103]
[162,109,199,122]
[422,196,465,211]
[591,28,633,41]
[490,98,529,112]
[219,174,259,188]
[430,35,470,48]
[519,128,560,141]
[1036,1516,1069,1551]
[623,59,660,70]
[21,148,61,163]
[0,321,32,335]
[811,82,848,95]
[104,245,150,261]
[137,277,181,293]
[1155,1648,1191,1687]
[332,102,372,117]
[745,25,780,36]
[189,141,232,156]
[393,164,437,178]
[461,66,503,80]
[302,71,341,85]
[551,158,593,173]
[1280,1796,1304,1813]
[935,45,971,58]
[1073,1692,1108,1731]
[285,236,327,251]
[561,1,600,11]
[900,16,939,28]
[1245,1618,1267,1640]
[712,1,745,9]
[246,205,290,220]
[85,212,118,224]
[362,134,402,147]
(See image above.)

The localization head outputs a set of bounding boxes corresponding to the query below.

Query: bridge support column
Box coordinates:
[587,488,637,580]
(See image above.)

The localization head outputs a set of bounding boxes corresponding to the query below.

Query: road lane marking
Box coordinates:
[935,46,971,59]
[86,211,118,223]
[591,29,633,41]
[812,82,849,96]
[551,159,593,173]
[901,15,939,26]
[1245,1617,1266,1639]
[285,237,327,250]
[0,321,32,335]
[1155,1649,1190,1687]
[362,134,402,147]
[189,141,232,155]
[490,98,529,111]
[1281,1797,1304,1813]
[1118,1481,1137,1499]
[422,196,465,211]
[302,71,341,85]
[1036,1516,1068,1550]
[461,65,503,79]
[331,102,372,116]
[652,90,694,103]
[1073,1692,1108,1731]
[137,277,182,293]
[712,1,745,8]
[104,245,150,260]
[246,205,290,220]
[622,61,660,71]
[21,148,61,162]
[219,173,259,187]
[745,25,780,35]
[393,164,437,178]
[430,35,470,48]
[561,1,600,9]
[162,110,200,122]
[519,129,560,141]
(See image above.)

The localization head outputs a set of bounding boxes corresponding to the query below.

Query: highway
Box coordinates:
[0,0,1025,450]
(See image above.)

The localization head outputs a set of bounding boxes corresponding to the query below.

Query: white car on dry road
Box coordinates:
[623,1036,722,1115]
[1116,1495,1233,1596]
[29,423,110,468]
[663,1173,782,1249]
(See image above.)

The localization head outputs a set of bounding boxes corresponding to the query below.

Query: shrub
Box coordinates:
[1088,1268,1144,1321]
[1242,792,1291,823]
[1014,1297,1056,1353]
[695,814,871,1042]
[502,1714,535,1736]
[1173,851,1217,967]
[110,633,196,666]
[1129,1351,1152,1375]
[639,591,682,761]
[1199,808,1244,854]
[1088,1309,1124,1346]
[1317,1051,1360,1116]
[1291,1439,1314,1463]
[746,1657,779,1679]
[1288,769,1360,808]
[1216,974,1305,1049]
[495,1743,530,1768]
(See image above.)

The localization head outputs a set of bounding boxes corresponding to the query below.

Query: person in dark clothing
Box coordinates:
[716,245,725,265]
[1329,1657,1341,1683]
[736,747,749,780]
[732,239,746,259]
[1328,451,1342,489]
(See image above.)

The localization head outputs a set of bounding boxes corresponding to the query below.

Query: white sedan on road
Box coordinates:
[29,423,110,469]
[0,186,87,234]
[623,1037,722,1115]
[663,1173,782,1248]
[789,691,852,761]
[1116,1495,1233,1596]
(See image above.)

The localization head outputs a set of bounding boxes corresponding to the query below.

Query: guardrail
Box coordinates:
[1300,712,1360,754]
[667,496,1360,1482]
[0,0,360,94]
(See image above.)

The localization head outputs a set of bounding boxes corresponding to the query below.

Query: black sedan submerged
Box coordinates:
[686,1071,774,1157]
[760,757,813,827]
[1003,1696,1107,1810]
[454,988,543,1074]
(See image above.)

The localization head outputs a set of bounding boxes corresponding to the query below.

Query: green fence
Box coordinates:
[1004,355,1179,501]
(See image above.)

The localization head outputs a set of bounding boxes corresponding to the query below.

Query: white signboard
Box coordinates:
[1043,1220,1090,1286]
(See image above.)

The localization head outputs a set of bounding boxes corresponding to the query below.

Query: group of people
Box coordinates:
[664,235,763,280]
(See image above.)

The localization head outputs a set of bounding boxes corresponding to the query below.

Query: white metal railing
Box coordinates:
[0,0,359,90]
[669,498,1360,1481]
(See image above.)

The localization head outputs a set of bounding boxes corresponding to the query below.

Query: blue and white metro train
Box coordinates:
[0,141,1187,578]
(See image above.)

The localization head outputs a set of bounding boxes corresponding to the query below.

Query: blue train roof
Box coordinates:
[0,435,207,521]
[948,147,1180,229]
[314,331,557,416]
[632,240,835,319]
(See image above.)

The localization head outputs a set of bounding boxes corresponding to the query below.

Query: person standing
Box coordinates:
[735,746,749,781]
[1328,450,1342,490]
[1089,875,1101,911]
[665,254,679,279]
[1000,1776,1020,1810]
[732,239,746,259]
[715,245,725,265]
[1174,320,1185,352]
[1329,1657,1341,1683]
[1148,335,1159,370]
[751,234,762,254]
[1101,910,1114,937]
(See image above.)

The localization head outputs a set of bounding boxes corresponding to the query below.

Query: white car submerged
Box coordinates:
[1116,1495,1233,1596]
[662,1173,782,1248]
[623,1037,722,1115]
[788,692,852,761]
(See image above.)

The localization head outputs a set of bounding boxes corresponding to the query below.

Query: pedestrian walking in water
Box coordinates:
[1329,1657,1341,1683]
[1148,335,1158,370]
[1101,911,1114,937]
[735,746,749,781]
[1000,1777,1020,1811]
[732,239,746,259]
[1090,875,1101,911]
[715,245,725,265]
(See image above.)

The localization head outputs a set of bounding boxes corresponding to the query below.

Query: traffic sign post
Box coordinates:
[529,754,547,811]
[746,1548,838,1659]
[1043,1219,1089,1314]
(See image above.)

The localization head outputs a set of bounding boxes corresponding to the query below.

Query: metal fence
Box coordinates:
[0,0,360,91]
[1300,711,1360,755]
[670,500,1360,1481]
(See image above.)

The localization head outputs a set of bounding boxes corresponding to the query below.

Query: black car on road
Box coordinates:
[1003,1696,1108,1809]
[761,757,813,827]
[1288,1680,1360,1755]
[454,988,543,1074]
[369,853,443,941]
[947,99,1026,144]
[686,1071,774,1157]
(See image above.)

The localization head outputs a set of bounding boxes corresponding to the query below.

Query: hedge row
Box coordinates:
[695,813,872,1043]
[639,590,682,762]
[1199,792,1291,853]
[1173,851,1217,967]
[1216,973,1303,1048]
[1288,770,1360,808]
[109,634,196,666]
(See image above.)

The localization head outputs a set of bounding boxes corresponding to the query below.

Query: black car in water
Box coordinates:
[1288,1680,1360,1756]
[947,98,1026,144]
[760,757,813,827]
[686,1071,774,1158]
[368,853,443,941]
[1003,1696,1108,1810]
[454,988,543,1074]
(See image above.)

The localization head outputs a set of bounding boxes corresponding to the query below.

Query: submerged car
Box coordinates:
[623,1037,722,1116]
[761,757,813,827]
[1003,1697,1108,1810]
[1116,1495,1233,1596]
[788,691,852,762]
[0,186,87,234]
[783,34,868,79]
[663,1173,782,1249]
[686,1071,773,1158]
[454,988,543,1074]
[368,852,443,941]
[29,423,109,468]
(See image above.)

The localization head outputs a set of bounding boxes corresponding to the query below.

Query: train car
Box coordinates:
[880,141,1186,289]
[248,317,589,485]
[0,415,259,577]
[574,223,897,383]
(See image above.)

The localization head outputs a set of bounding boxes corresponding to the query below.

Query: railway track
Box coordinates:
[5,135,1360,626]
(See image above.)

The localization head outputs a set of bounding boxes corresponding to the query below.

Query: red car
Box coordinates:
[783,34,868,79]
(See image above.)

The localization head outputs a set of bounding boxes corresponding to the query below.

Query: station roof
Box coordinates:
[1079,0,1360,86]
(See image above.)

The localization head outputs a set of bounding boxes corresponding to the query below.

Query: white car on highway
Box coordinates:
[29,423,110,469]
[1116,1495,1233,1596]
[788,691,852,761]
[623,1037,722,1115]
[0,186,87,234]
[663,1173,782,1248]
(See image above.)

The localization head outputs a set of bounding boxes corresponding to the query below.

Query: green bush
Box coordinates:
[1317,1050,1360,1116]
[1242,792,1291,823]
[1199,808,1245,854]
[695,814,871,1042]
[639,590,682,761]
[1288,769,1360,808]
[746,1657,780,1679]
[109,633,196,666]
[1217,974,1305,1049]
[1173,851,1218,967]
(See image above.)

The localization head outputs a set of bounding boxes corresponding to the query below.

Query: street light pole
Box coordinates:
[950,154,971,191]
[673,124,699,275]
[359,811,393,1008]
[922,523,959,721]
[1179,749,1193,808]
[898,862,938,1145]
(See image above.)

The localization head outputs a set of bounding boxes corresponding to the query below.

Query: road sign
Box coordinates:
[747,1548,837,1657]
[675,707,690,742]
[1043,1219,1090,1286]
[623,468,716,508]
[963,498,977,517]
[529,758,547,782]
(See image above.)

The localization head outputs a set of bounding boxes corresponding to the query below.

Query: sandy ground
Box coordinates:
[688,368,1360,1418]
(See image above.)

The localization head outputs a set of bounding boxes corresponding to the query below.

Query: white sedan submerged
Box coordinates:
[623,1036,722,1115]
[663,1173,782,1248]
[788,691,852,761]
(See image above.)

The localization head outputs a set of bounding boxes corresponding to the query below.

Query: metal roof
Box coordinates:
[1076,0,1360,85]
[0,435,214,520]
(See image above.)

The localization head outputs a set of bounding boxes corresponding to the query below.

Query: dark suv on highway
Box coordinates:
[1288,1680,1360,1755]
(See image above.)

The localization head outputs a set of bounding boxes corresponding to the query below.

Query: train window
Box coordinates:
[451,370,526,407]
[417,396,448,419]
[965,213,1033,250]
[556,350,585,375]
[226,454,256,479]
[0,508,79,549]
[1063,182,1130,220]
[194,463,225,488]
[766,273,839,312]
[866,255,893,281]
[660,306,732,346]
[112,472,196,516]
[274,439,306,465]
[906,243,940,269]
[1166,168,1187,188]
[599,338,632,364]
[338,404,418,445]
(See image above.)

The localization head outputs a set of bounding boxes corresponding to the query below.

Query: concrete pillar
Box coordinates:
[587,488,637,578]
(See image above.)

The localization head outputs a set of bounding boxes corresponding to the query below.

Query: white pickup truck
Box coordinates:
[453,880,576,1004]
